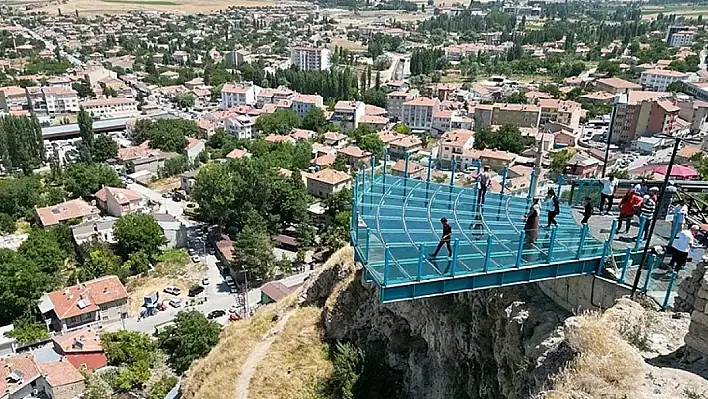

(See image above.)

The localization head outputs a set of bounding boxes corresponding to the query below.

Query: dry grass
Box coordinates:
[38,0,283,14]
[148,176,181,192]
[330,38,366,52]
[125,276,194,315]
[547,311,644,399]
[250,307,332,399]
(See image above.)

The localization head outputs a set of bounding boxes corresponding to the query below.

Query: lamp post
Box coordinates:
[630,135,701,295]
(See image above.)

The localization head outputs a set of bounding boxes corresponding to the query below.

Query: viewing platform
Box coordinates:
[351,160,666,304]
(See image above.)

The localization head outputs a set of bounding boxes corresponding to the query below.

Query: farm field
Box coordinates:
[642,4,708,20]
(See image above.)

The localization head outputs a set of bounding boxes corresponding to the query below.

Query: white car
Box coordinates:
[229,305,240,314]
[169,299,182,308]
[202,277,210,285]
[191,255,201,263]
[163,286,181,296]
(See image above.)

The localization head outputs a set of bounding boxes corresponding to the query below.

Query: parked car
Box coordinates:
[202,277,210,285]
[169,299,182,308]
[229,305,240,314]
[188,285,205,297]
[229,313,241,321]
[164,286,181,296]
[188,248,196,256]
[207,309,226,319]
[191,255,200,263]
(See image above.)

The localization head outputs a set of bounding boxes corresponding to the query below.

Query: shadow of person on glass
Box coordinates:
[429,255,453,276]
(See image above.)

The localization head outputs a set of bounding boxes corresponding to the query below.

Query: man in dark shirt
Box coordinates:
[431,217,452,257]
[581,197,593,224]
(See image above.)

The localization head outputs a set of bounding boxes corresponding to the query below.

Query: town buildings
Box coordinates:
[474,103,541,130]
[290,46,330,71]
[80,97,139,119]
[640,69,689,92]
[221,82,260,108]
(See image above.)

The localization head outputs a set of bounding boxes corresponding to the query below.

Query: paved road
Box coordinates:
[127,183,185,220]
[22,26,85,67]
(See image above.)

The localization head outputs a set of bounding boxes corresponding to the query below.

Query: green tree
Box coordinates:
[100,83,118,97]
[114,213,165,260]
[78,243,128,282]
[301,107,329,133]
[93,134,119,163]
[148,376,178,399]
[0,115,45,174]
[255,109,300,135]
[124,251,150,275]
[507,91,527,104]
[19,228,71,279]
[357,134,385,158]
[72,80,95,98]
[666,81,685,93]
[158,310,221,374]
[324,342,364,399]
[174,92,196,109]
[64,163,123,199]
[77,108,94,163]
[4,318,48,344]
[159,154,190,178]
[0,249,56,325]
[101,330,157,390]
[473,124,530,154]
[232,211,274,280]
[394,124,411,134]
[332,154,348,172]
[131,119,197,153]
[549,149,573,175]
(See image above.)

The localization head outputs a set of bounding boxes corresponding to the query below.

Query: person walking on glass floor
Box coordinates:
[430,217,453,258]
[477,166,492,206]
[599,174,617,215]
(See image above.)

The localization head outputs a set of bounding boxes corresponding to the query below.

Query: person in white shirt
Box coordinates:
[598,174,617,215]
[477,166,492,206]
[669,224,700,272]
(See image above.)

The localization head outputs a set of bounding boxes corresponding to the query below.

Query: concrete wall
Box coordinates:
[537,274,632,313]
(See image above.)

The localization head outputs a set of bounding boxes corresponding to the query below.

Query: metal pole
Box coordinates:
[602,95,619,177]
[370,155,375,184]
[608,219,618,246]
[557,174,563,197]
[631,137,681,295]
[426,155,432,182]
[365,228,371,263]
[577,224,588,258]
[501,166,508,194]
[450,159,456,186]
[382,148,387,188]
[451,238,460,275]
[642,254,657,293]
[383,246,391,286]
[662,271,678,310]
[416,243,425,281]
[483,235,493,272]
[547,227,558,262]
[516,231,525,267]
[619,247,632,284]
[634,216,646,251]
[404,151,410,179]
[528,169,535,199]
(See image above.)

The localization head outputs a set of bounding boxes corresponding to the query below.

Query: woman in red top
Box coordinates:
[617,189,642,233]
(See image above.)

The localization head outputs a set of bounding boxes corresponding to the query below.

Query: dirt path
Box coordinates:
[235,310,294,399]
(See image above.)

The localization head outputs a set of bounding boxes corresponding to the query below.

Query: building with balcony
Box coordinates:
[290,47,331,71]
[400,97,440,134]
[640,69,689,92]
[291,94,324,118]
[80,97,139,119]
[221,82,260,109]
[331,101,365,131]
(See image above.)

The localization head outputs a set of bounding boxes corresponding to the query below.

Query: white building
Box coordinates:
[331,101,365,131]
[400,97,440,133]
[640,69,689,92]
[291,94,323,118]
[290,47,331,71]
[221,82,260,109]
[225,115,256,139]
[28,87,80,114]
[669,31,696,47]
[80,97,139,119]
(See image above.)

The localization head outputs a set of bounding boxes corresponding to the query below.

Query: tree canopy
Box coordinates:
[131,119,199,153]
[255,109,301,135]
[473,125,532,155]
[158,310,221,374]
[64,163,123,199]
[0,115,45,174]
[232,211,275,280]
[114,213,165,260]
[77,108,95,163]
[93,135,119,163]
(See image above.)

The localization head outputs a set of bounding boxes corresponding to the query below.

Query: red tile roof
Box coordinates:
[38,361,84,387]
[226,148,249,159]
[94,186,142,205]
[0,354,41,395]
[307,169,352,185]
[36,199,97,227]
[261,281,295,302]
[52,327,103,353]
[46,276,127,320]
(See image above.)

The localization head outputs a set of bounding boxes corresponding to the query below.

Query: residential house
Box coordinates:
[52,327,107,371]
[566,152,601,177]
[0,325,17,357]
[640,69,689,92]
[388,135,423,160]
[323,132,348,148]
[305,169,352,198]
[437,129,475,168]
[27,87,80,114]
[221,82,260,109]
[331,101,365,131]
[0,86,28,111]
[184,137,205,162]
[337,146,372,167]
[152,213,187,249]
[71,218,116,245]
[94,187,143,217]
[474,103,541,130]
[0,354,85,399]
[463,148,517,170]
[117,142,175,175]
[390,159,426,179]
[291,94,323,118]
[595,77,642,95]
[38,276,129,333]
[224,115,256,139]
[37,360,86,399]
[537,99,583,132]
[359,115,388,131]
[36,199,99,227]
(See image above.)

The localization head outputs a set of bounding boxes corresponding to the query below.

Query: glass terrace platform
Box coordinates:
[351,165,617,303]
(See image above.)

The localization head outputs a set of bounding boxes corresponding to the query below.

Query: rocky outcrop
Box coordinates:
[675,259,707,313]
[318,272,573,399]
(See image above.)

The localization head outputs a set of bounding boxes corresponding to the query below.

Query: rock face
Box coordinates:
[675,259,707,313]
[319,271,573,399]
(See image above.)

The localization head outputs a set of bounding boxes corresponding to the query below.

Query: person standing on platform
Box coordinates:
[633,179,648,197]
[639,188,658,241]
[430,217,452,258]
[544,188,560,228]
[477,166,492,206]
[599,174,617,215]
[617,189,642,234]
[581,197,593,224]
[521,197,541,263]
[669,225,699,272]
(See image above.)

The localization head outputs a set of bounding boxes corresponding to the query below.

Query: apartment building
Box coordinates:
[388,135,423,160]
[610,91,683,145]
[640,69,689,92]
[595,77,642,95]
[331,101,365,131]
[474,103,541,130]
[437,129,475,168]
[667,25,698,47]
[291,94,324,118]
[257,88,294,105]
[675,96,708,134]
[38,276,128,333]
[386,91,417,120]
[290,46,331,71]
[400,97,440,133]
[224,115,256,139]
[0,86,28,111]
[221,82,260,109]
[27,87,80,114]
[537,99,583,132]
[80,97,139,119]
